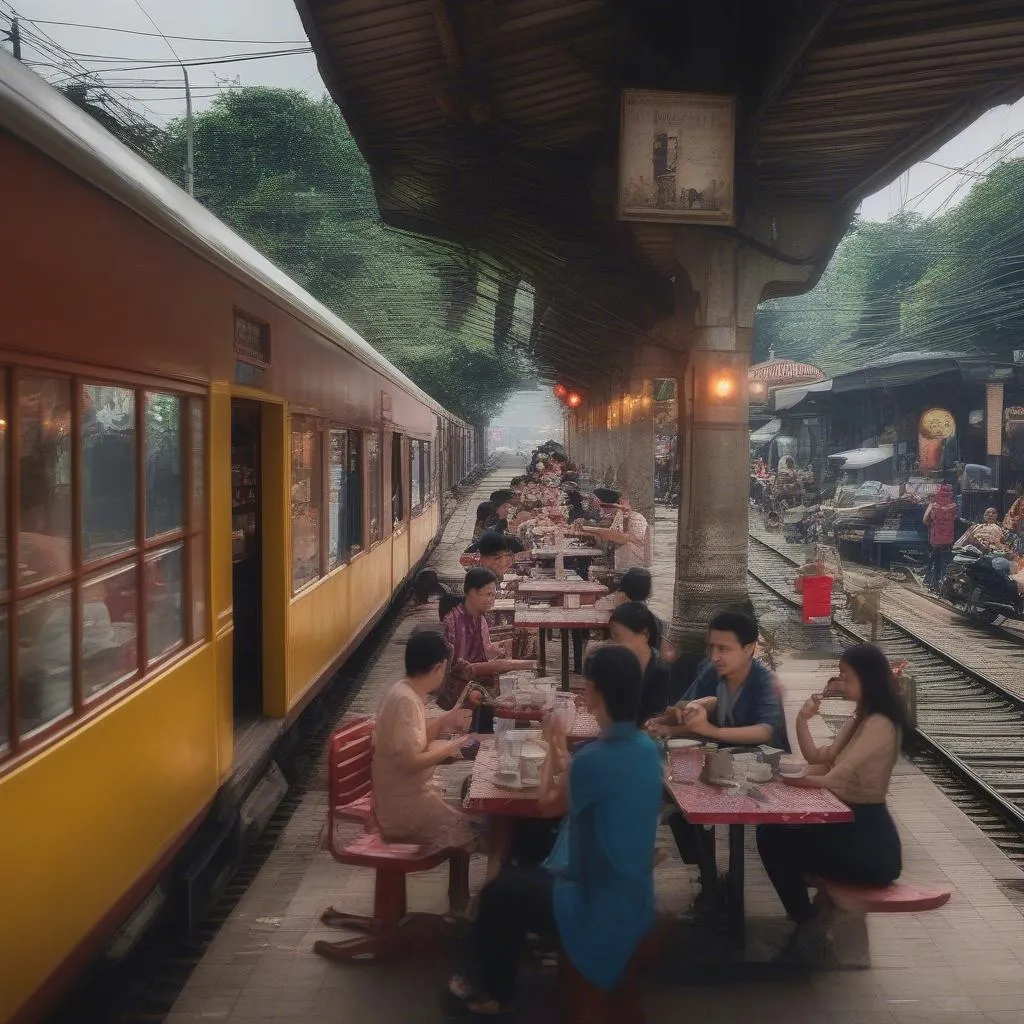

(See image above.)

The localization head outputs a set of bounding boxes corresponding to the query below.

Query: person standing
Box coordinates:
[922,483,957,590]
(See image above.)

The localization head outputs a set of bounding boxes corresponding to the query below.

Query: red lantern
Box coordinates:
[553,383,568,399]
[567,392,583,408]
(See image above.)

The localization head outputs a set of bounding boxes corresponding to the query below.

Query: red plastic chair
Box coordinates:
[327,716,376,824]
[315,717,471,961]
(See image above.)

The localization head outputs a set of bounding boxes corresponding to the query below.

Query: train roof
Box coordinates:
[0,52,468,428]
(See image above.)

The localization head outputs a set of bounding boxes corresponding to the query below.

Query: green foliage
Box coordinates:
[754,163,1024,371]
[150,88,521,424]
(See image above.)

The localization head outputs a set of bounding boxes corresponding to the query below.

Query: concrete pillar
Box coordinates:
[671,346,752,651]
[670,235,762,653]
[630,388,656,529]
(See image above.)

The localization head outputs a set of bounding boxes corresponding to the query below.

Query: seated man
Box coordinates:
[449,645,663,1015]
[485,489,517,533]
[474,530,520,579]
[648,611,788,912]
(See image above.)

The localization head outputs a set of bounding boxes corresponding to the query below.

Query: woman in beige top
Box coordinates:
[756,644,905,930]
[372,630,483,850]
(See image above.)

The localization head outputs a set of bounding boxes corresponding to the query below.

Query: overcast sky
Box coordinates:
[6,0,1024,223]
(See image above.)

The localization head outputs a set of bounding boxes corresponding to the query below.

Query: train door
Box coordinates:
[231,400,263,720]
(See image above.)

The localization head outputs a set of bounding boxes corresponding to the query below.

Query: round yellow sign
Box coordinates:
[919,407,956,440]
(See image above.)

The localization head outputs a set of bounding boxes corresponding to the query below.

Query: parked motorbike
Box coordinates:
[938,545,1024,625]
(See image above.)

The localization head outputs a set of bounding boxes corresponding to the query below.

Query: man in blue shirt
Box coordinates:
[648,611,789,915]
[449,645,663,1015]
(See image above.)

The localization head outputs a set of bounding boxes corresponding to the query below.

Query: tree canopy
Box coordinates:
[150,87,523,425]
[754,161,1024,372]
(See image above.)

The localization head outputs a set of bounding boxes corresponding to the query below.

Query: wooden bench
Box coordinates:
[314,718,471,962]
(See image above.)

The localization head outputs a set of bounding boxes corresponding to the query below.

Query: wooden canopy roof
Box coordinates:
[295,0,1024,386]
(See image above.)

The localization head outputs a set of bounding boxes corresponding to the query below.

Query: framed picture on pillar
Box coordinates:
[617,89,735,226]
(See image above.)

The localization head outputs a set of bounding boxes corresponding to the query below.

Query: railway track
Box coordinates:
[748,534,1024,866]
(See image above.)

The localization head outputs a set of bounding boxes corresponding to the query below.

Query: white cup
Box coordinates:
[519,742,546,786]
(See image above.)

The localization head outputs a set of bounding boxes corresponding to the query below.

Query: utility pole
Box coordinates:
[3,16,21,60]
[183,65,194,197]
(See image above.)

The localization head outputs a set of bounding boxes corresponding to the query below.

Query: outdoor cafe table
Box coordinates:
[464,726,601,817]
[514,578,608,605]
[665,750,853,941]
[513,605,611,689]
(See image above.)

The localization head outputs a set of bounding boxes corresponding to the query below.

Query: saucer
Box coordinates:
[491,771,537,791]
[667,738,702,750]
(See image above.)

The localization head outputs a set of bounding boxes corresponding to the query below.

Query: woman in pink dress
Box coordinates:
[372,629,482,849]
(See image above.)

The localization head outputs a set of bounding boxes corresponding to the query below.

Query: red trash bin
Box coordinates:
[801,574,833,625]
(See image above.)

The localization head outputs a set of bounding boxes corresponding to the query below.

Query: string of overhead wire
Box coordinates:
[0,9,661,396]
[759,122,1024,375]
[1,6,311,120]
[1,5,170,134]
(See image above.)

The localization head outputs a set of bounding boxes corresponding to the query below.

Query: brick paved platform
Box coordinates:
[167,490,1024,1024]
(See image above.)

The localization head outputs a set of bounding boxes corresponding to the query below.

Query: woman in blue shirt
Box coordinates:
[449,644,663,1015]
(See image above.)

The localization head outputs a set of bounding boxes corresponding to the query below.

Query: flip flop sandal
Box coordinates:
[447,978,513,1018]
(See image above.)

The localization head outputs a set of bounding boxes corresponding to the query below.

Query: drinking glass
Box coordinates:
[553,692,576,733]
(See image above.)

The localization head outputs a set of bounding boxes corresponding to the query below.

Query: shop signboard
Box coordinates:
[918,408,955,472]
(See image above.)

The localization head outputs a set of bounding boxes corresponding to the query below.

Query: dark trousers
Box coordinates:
[667,811,717,891]
[476,866,557,1003]
[927,545,952,589]
[756,803,902,923]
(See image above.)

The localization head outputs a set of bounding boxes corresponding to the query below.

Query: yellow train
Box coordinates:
[0,53,479,1022]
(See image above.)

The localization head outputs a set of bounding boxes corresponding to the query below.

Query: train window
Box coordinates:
[189,399,206,641]
[0,373,6,592]
[145,393,183,539]
[410,440,422,511]
[344,431,363,559]
[146,543,185,662]
[82,562,137,698]
[18,585,73,738]
[391,432,405,526]
[82,385,136,562]
[423,440,433,499]
[0,609,6,752]
[291,415,322,592]
[329,429,364,569]
[0,371,207,762]
[366,432,382,546]
[19,375,73,586]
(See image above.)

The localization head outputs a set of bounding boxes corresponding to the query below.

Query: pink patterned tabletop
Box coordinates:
[568,709,600,739]
[666,751,853,825]
[464,742,550,818]
[514,607,611,629]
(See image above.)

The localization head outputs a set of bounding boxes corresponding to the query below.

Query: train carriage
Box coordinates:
[0,51,477,1022]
